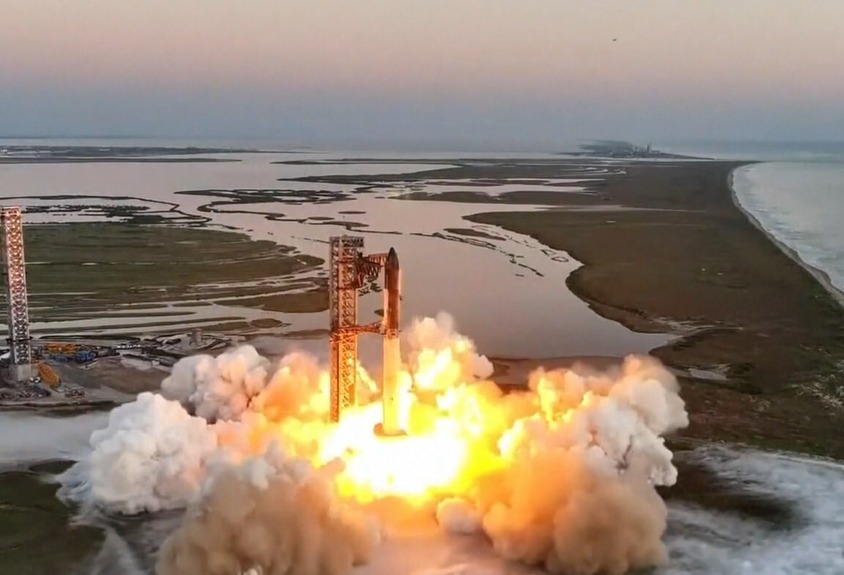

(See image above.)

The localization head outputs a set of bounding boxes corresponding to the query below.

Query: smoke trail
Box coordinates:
[61,312,687,575]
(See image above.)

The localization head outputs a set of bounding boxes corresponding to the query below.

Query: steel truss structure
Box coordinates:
[328,236,387,422]
[1,207,32,381]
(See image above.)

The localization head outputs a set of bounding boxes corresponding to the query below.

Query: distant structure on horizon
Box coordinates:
[1,207,32,382]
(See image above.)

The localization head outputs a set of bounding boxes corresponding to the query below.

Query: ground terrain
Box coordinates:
[19,222,325,334]
[463,162,844,457]
[2,152,844,573]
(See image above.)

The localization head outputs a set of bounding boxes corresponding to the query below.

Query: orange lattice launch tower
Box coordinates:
[328,236,403,434]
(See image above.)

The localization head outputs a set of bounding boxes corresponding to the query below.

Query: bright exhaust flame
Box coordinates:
[325,418,470,502]
[59,313,689,575]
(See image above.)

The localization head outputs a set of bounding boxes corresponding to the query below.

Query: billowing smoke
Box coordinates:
[156,445,379,575]
[61,312,688,575]
[161,346,271,421]
[59,392,217,514]
[403,311,494,390]
[433,355,686,574]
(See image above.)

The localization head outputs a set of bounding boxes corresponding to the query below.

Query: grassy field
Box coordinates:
[14,222,326,333]
[0,462,103,573]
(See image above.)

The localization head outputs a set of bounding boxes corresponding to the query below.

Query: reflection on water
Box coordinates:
[0,152,668,357]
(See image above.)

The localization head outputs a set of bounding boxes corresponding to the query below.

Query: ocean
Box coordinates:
[660,141,844,303]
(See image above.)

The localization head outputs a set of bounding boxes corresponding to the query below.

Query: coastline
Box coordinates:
[463,159,844,458]
[728,166,844,308]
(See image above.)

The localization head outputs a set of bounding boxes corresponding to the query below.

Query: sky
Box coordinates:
[2,0,844,150]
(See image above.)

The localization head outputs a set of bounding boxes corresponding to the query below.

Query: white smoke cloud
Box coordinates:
[60,392,218,514]
[404,312,494,390]
[250,351,330,421]
[479,459,669,575]
[161,345,271,421]
[62,313,688,575]
[428,355,686,574]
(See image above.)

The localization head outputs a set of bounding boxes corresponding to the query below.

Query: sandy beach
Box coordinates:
[729,169,844,309]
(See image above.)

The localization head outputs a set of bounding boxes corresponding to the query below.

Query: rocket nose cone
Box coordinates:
[387,247,399,268]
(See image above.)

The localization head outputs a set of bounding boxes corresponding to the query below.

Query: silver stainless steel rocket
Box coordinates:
[381,247,402,435]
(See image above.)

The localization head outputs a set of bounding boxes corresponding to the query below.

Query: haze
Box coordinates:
[2,0,843,150]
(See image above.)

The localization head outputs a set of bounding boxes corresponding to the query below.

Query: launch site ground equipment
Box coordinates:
[328,236,402,434]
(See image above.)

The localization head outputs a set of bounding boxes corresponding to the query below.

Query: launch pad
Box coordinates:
[328,236,402,434]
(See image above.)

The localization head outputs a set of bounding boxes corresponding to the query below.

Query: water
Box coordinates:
[0,147,669,358]
[658,140,844,303]
[732,162,844,297]
[662,447,844,574]
[656,140,844,163]
[0,411,109,470]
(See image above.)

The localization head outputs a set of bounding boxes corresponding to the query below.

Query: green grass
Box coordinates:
[15,222,327,330]
[0,466,103,573]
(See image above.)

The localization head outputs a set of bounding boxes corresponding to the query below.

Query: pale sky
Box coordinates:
[2,0,844,149]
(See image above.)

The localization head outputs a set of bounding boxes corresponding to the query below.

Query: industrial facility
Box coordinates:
[328,236,403,435]
[0,206,228,405]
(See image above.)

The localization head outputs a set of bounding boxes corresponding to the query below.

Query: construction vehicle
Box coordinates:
[38,362,61,389]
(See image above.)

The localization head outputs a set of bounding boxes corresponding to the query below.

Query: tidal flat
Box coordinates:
[21,221,324,336]
[460,162,844,458]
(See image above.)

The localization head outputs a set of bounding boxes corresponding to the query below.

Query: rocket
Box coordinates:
[380,247,402,436]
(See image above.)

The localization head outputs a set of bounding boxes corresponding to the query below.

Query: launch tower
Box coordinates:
[328,236,401,430]
[1,207,32,382]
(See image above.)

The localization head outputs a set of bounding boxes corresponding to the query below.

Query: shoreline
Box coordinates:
[462,159,844,459]
[728,166,844,308]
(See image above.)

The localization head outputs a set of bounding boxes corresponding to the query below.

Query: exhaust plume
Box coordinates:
[61,313,688,575]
